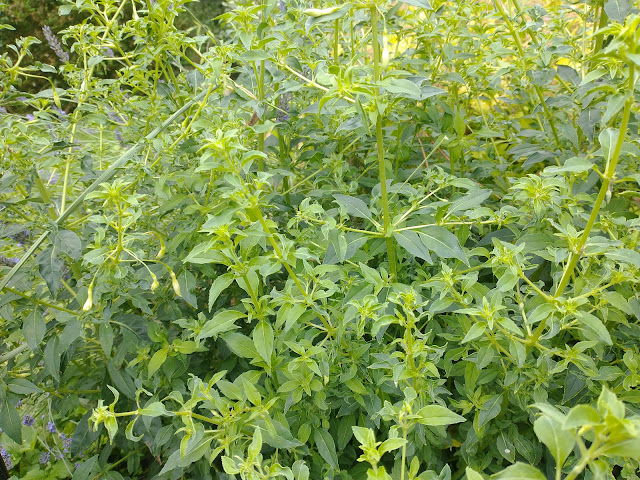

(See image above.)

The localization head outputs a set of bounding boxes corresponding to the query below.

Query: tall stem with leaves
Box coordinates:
[371,5,397,278]
[554,63,635,298]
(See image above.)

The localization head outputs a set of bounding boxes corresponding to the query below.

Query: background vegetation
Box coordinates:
[1,0,640,479]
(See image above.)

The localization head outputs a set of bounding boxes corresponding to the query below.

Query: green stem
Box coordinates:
[0,344,29,363]
[400,425,408,480]
[554,64,635,298]
[334,18,340,64]
[594,5,608,55]
[278,131,291,204]
[258,60,266,172]
[371,6,397,279]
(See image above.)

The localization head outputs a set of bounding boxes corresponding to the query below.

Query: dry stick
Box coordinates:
[0,89,210,295]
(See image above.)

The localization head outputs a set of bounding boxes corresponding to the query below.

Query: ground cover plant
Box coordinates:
[1,0,640,478]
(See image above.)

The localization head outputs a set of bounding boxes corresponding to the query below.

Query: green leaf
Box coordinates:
[492,463,546,480]
[36,245,64,296]
[138,402,169,418]
[604,0,630,22]
[222,332,259,359]
[334,194,373,221]
[599,128,619,163]
[419,226,469,265]
[8,378,42,395]
[44,336,61,382]
[352,426,376,448]
[577,312,612,345]
[314,428,339,469]
[602,93,627,124]
[478,394,502,429]
[416,405,466,426]
[398,0,432,8]
[543,157,593,174]
[197,310,244,341]
[379,78,423,98]
[379,437,406,454]
[579,68,607,86]
[604,248,640,267]
[466,467,485,480]
[0,399,22,443]
[564,405,600,430]
[148,346,168,376]
[178,270,198,308]
[53,229,82,261]
[600,437,640,458]
[72,455,99,480]
[253,321,274,365]
[533,416,575,469]
[461,323,486,343]
[240,49,272,62]
[23,309,46,351]
[71,411,102,456]
[447,189,492,216]
[394,230,432,262]
[208,273,234,312]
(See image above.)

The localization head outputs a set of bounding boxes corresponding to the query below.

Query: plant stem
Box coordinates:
[0,344,29,363]
[334,18,340,64]
[554,64,635,298]
[258,59,266,172]
[279,131,291,204]
[371,5,397,279]
[593,5,608,55]
[400,425,408,480]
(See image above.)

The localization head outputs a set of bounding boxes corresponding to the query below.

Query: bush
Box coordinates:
[1,0,640,479]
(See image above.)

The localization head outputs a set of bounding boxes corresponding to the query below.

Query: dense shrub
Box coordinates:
[1,0,640,479]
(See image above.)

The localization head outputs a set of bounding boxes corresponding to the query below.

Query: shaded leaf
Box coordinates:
[314,429,339,469]
[419,226,468,265]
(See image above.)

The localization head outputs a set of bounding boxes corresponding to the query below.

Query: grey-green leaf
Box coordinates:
[253,321,274,365]
[447,189,492,216]
[23,309,46,351]
[334,194,373,221]
[416,405,466,426]
[208,273,234,312]
[492,463,546,480]
[604,0,630,22]
[314,429,339,469]
[398,0,432,8]
[197,310,244,341]
[394,230,432,262]
[478,394,502,429]
[0,399,22,443]
[419,226,469,265]
[604,248,640,267]
[533,415,575,469]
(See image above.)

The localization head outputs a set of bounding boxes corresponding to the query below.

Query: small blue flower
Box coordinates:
[46,421,56,433]
[0,445,12,470]
[39,451,50,465]
[279,0,286,13]
[42,26,69,63]
[101,47,115,58]
[22,415,35,426]
[26,113,35,121]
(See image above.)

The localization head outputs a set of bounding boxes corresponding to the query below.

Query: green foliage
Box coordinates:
[1,0,640,479]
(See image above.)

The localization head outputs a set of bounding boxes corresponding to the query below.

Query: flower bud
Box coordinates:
[170,271,181,297]
[382,32,390,69]
[83,285,93,311]
[150,274,159,292]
